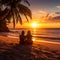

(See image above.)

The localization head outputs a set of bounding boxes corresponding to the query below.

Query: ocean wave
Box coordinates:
[33,35,60,40]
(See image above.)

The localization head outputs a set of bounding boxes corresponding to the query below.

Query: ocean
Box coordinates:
[0,28,60,42]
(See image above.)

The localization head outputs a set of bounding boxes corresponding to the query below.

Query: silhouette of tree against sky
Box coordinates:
[0,0,32,32]
[0,8,9,32]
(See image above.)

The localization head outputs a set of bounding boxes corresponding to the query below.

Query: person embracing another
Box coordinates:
[26,30,33,44]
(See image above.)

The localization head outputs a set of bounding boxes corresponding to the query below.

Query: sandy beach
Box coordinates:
[0,35,60,60]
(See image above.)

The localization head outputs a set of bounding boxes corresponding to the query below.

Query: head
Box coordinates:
[21,31,25,35]
[27,30,31,35]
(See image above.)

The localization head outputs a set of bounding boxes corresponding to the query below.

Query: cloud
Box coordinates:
[52,16,60,20]
[56,6,60,9]
[55,12,60,14]
[43,15,60,22]
[39,10,47,14]
[32,9,60,23]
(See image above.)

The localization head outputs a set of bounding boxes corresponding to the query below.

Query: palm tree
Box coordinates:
[0,0,32,31]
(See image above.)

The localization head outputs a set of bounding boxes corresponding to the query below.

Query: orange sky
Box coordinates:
[8,20,60,28]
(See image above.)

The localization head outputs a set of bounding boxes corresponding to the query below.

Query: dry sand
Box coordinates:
[0,35,60,60]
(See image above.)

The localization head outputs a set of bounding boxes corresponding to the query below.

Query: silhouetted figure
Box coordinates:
[19,31,25,44]
[26,30,33,44]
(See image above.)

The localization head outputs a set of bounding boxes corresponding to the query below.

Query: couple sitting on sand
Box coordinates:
[19,30,33,45]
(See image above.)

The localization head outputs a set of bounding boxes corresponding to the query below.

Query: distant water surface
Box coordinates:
[0,28,60,42]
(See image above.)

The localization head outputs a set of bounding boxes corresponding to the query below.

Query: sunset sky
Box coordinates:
[8,0,60,28]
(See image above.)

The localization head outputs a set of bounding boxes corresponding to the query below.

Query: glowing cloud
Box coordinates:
[56,6,60,9]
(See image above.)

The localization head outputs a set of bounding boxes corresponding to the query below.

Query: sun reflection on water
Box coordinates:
[32,38,36,41]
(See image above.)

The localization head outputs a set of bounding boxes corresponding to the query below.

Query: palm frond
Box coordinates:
[14,8,19,24]
[18,4,32,19]
[23,0,30,6]
[24,13,29,22]
[11,8,15,28]
[0,8,9,20]
[6,11,12,23]
[18,14,22,25]
[16,8,22,24]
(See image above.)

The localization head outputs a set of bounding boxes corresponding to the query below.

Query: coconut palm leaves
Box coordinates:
[0,0,32,28]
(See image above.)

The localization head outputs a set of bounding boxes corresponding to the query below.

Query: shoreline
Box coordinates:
[0,35,60,50]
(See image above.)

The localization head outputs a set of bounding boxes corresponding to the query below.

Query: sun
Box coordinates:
[31,23,38,28]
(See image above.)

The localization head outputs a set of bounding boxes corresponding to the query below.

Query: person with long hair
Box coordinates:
[26,30,33,44]
[19,31,25,44]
